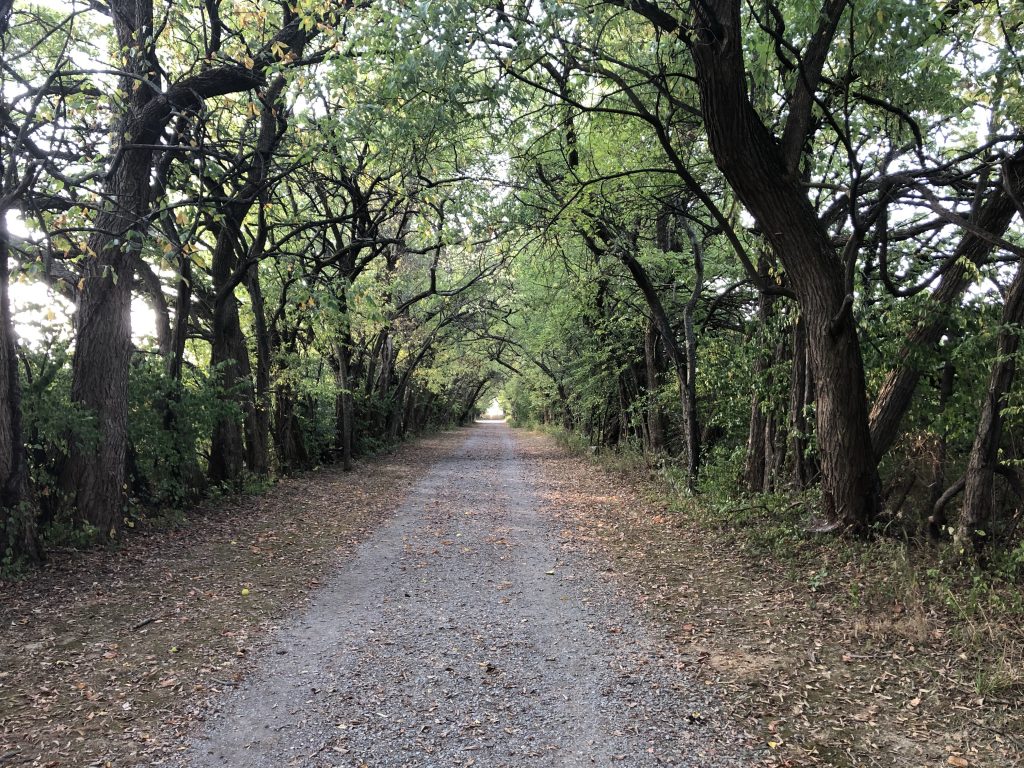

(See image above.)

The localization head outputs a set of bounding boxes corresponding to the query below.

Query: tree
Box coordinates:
[61,1,317,534]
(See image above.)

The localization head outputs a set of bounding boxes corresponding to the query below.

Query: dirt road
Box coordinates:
[177,423,754,767]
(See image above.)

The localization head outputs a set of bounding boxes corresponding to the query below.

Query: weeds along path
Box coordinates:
[175,422,756,767]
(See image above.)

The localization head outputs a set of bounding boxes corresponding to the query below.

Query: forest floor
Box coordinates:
[0,423,1020,767]
[561,438,1023,768]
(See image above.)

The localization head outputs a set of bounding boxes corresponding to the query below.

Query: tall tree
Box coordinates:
[61,1,315,534]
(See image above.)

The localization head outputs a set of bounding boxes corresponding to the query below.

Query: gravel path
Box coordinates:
[175,423,755,767]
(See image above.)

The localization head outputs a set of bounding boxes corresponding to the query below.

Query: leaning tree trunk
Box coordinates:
[618,250,698,487]
[956,260,1024,553]
[870,150,1024,459]
[686,0,881,531]
[459,379,488,425]
[60,1,306,532]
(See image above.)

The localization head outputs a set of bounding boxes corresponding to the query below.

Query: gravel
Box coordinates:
[173,423,756,767]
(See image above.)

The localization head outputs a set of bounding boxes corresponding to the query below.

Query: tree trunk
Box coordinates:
[334,338,354,471]
[209,290,252,484]
[956,261,1024,552]
[244,266,271,476]
[60,0,161,534]
[743,393,768,492]
[617,250,697,485]
[870,150,1024,459]
[687,0,881,531]
[273,380,308,472]
[63,121,153,535]
[208,81,285,482]
[680,225,704,486]
[166,251,193,383]
[743,261,775,492]
[60,3,305,529]
[927,361,955,540]
[788,317,817,488]
[0,0,36,559]
[460,379,488,425]
[0,206,39,561]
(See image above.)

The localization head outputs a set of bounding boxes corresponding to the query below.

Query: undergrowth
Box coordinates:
[538,424,1024,656]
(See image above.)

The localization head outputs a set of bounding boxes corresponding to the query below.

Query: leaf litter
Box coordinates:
[0,431,461,767]
[515,431,1023,767]
[5,424,1016,767]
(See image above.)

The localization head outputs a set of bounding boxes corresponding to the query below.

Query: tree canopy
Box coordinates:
[1,0,1022,568]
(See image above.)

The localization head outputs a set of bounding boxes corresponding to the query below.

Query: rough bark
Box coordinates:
[61,0,157,534]
[209,288,252,484]
[608,0,880,528]
[686,0,881,530]
[62,2,313,530]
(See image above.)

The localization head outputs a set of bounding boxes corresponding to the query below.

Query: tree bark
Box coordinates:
[62,3,312,530]
[927,361,955,540]
[0,0,34,554]
[788,317,817,488]
[680,224,704,485]
[617,249,698,486]
[62,0,157,534]
[208,78,287,482]
[870,151,1024,459]
[209,288,252,484]
[244,266,272,476]
[460,379,488,424]
[334,338,354,471]
[273,381,308,472]
[686,0,881,530]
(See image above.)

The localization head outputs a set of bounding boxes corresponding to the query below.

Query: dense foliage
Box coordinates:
[0,0,1021,569]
